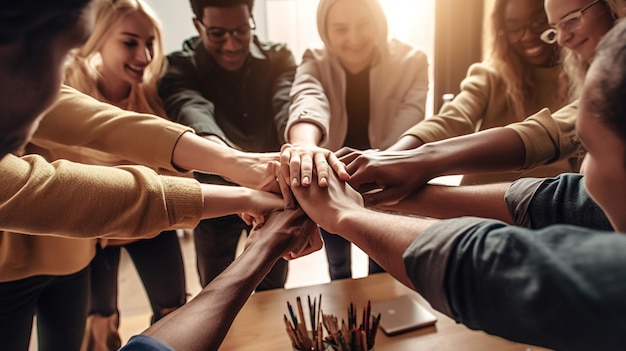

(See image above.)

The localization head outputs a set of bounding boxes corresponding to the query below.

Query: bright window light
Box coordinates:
[265,0,435,115]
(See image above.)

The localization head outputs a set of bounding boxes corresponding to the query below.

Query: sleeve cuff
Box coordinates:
[403,217,487,318]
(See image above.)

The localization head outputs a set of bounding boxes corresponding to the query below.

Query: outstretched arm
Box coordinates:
[132,208,320,351]
[290,171,438,288]
[172,132,279,190]
[375,182,513,224]
[339,127,525,206]
[1,153,282,239]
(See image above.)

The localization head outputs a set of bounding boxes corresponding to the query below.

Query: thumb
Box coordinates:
[362,186,404,207]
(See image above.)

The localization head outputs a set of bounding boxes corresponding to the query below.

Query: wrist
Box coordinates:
[417,142,455,178]
[246,237,284,265]
[288,122,323,145]
[332,206,370,241]
[315,202,365,235]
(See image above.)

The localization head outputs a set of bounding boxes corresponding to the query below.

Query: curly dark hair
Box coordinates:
[190,0,254,21]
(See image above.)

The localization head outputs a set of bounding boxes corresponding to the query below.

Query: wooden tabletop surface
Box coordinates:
[219,273,550,351]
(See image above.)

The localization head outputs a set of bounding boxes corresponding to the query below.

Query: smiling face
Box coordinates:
[195,5,251,72]
[0,2,95,157]
[98,11,155,91]
[545,0,615,62]
[325,0,377,74]
[502,0,557,67]
[577,64,626,232]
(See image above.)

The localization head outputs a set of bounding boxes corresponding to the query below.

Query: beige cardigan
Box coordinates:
[287,39,429,151]
[402,63,581,184]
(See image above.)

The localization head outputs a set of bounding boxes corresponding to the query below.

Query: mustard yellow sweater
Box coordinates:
[403,63,582,185]
[0,86,203,282]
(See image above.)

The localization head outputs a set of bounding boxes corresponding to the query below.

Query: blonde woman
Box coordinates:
[62,1,185,349]
[0,1,290,351]
[64,0,165,117]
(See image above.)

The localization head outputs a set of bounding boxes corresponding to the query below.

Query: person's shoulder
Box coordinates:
[167,36,202,59]
[253,36,293,55]
[462,61,501,82]
[384,38,427,63]
[300,44,330,62]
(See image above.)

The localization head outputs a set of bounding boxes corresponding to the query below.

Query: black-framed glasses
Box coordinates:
[196,17,256,44]
[540,0,603,44]
[500,16,550,43]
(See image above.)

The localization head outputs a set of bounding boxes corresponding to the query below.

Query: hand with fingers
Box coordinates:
[280,143,350,188]
[289,164,365,236]
[245,207,323,261]
[245,162,323,260]
[336,146,436,207]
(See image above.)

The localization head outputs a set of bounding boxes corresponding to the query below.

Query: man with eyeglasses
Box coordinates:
[158,0,296,291]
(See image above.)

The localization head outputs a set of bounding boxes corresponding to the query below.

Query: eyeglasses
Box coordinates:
[195,17,256,44]
[500,17,550,43]
[540,0,603,44]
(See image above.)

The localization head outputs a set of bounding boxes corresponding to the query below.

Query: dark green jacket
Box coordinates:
[159,36,296,152]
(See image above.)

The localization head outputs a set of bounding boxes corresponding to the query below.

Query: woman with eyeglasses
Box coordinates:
[282,0,429,280]
[545,0,623,96]
[335,0,626,209]
[385,0,575,186]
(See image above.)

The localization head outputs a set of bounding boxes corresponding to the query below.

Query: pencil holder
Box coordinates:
[291,335,334,351]
[327,345,374,351]
[293,344,373,351]
[283,295,380,351]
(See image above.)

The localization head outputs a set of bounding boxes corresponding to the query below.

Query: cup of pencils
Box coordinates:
[283,294,380,351]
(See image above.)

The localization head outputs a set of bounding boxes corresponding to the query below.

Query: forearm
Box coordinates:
[141,240,281,351]
[172,132,278,189]
[376,183,513,223]
[287,122,323,146]
[385,134,424,151]
[336,208,438,288]
[439,222,626,350]
[1,154,202,238]
[419,127,526,177]
[32,86,191,172]
[199,185,280,219]
[172,132,235,172]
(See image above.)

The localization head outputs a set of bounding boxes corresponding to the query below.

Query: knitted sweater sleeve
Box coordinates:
[0,153,203,238]
[30,85,193,172]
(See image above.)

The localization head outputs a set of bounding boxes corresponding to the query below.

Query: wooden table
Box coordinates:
[219,273,551,350]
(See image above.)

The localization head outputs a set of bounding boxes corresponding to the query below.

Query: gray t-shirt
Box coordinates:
[403,174,622,350]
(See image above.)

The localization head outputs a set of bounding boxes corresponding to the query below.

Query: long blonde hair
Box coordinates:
[64,0,166,116]
[488,0,568,118]
[561,0,626,99]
